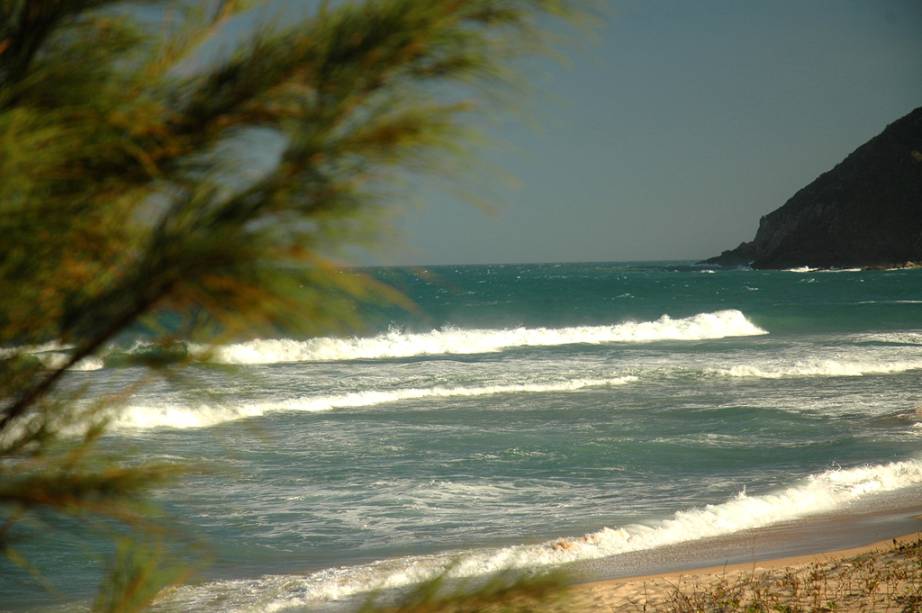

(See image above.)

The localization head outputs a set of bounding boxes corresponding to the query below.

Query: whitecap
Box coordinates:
[202,310,767,365]
[712,358,922,379]
[785,266,818,273]
[110,376,639,431]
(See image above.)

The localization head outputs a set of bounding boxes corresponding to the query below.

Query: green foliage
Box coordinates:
[93,538,191,613]
[0,0,579,609]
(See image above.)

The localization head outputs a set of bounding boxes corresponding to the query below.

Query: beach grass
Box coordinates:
[660,538,921,612]
[572,535,922,612]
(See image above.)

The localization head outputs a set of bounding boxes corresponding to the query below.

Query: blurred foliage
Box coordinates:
[0,0,580,609]
[93,537,193,613]
[359,568,571,613]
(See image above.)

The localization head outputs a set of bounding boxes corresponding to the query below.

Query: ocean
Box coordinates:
[5,261,922,611]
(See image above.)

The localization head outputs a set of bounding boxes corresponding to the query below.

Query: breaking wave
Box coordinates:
[784,267,863,273]
[4,311,766,370]
[784,266,819,273]
[205,310,766,364]
[712,358,922,379]
[156,457,922,611]
[40,353,104,371]
[111,376,638,431]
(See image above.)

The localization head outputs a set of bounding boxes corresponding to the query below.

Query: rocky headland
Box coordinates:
[706,106,922,269]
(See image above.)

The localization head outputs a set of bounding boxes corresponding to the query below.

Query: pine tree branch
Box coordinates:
[0,281,174,434]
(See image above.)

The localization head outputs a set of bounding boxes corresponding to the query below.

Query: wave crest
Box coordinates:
[111,376,638,431]
[206,310,766,365]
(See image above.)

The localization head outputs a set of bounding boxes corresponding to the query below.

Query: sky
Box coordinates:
[370,0,922,266]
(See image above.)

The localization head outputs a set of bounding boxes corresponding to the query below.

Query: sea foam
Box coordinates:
[156,457,922,611]
[784,266,818,273]
[784,266,864,273]
[111,376,638,431]
[855,332,922,345]
[713,358,922,379]
[205,310,766,365]
[39,352,104,371]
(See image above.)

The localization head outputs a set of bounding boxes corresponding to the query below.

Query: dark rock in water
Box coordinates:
[706,107,922,269]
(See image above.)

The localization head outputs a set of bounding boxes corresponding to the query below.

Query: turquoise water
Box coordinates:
[5,262,922,611]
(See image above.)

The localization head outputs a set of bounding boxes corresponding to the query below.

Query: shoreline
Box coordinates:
[580,529,922,589]
[558,488,922,582]
[209,490,922,611]
[568,530,922,611]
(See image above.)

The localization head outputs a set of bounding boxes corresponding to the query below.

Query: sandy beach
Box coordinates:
[565,531,922,611]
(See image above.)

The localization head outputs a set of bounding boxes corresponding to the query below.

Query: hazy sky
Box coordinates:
[373,0,922,266]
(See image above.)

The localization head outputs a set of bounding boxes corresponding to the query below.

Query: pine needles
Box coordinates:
[0,0,580,608]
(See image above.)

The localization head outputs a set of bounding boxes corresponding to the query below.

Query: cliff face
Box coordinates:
[707,107,922,269]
